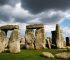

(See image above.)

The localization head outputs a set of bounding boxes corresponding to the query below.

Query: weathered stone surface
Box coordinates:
[56,24,64,48]
[66,37,70,46]
[4,38,9,48]
[41,52,54,58]
[55,52,70,59]
[64,41,66,47]
[25,29,35,49]
[26,24,44,29]
[25,24,45,49]
[0,25,19,30]
[51,24,64,48]
[9,29,20,53]
[0,30,6,53]
[35,28,46,49]
[60,30,65,48]
[51,31,57,46]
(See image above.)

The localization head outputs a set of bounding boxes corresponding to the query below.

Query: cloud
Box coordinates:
[61,26,70,37]
[63,27,70,34]
[0,2,33,23]
[12,3,34,22]
[44,25,56,32]
[0,2,70,25]
[26,9,70,24]
[0,0,8,5]
[21,0,70,14]
[0,0,70,25]
[0,0,20,6]
[0,5,13,21]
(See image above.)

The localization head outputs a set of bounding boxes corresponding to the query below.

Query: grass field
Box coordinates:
[0,49,70,60]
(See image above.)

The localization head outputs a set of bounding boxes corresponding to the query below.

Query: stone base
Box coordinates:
[9,41,20,53]
[0,42,5,53]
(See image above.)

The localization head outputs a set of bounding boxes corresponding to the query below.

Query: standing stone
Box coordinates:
[56,24,61,48]
[60,30,65,47]
[9,29,20,53]
[52,31,56,46]
[51,24,64,49]
[0,30,6,53]
[66,37,70,46]
[35,28,45,49]
[56,24,64,48]
[25,29,34,49]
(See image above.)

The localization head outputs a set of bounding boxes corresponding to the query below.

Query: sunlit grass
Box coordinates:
[0,49,70,60]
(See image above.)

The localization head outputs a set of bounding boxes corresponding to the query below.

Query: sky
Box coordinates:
[0,0,70,38]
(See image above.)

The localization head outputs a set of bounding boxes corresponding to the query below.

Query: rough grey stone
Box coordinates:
[26,24,44,29]
[25,29,35,49]
[9,29,20,53]
[35,28,46,49]
[42,52,54,58]
[51,24,64,48]
[55,52,70,59]
[0,30,6,53]
[0,25,19,30]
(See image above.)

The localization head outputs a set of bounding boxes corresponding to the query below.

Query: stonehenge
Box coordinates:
[25,24,46,49]
[0,25,20,53]
[0,24,70,53]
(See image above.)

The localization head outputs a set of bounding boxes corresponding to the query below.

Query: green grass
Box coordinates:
[0,49,70,60]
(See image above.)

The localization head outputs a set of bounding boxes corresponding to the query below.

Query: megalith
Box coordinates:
[0,25,20,53]
[9,29,20,53]
[56,24,64,48]
[0,30,6,53]
[51,24,64,48]
[66,37,70,46]
[51,31,56,46]
[35,28,45,49]
[25,29,34,49]
[25,24,46,49]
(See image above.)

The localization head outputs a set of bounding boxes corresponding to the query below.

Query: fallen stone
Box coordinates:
[55,52,70,59]
[41,52,54,58]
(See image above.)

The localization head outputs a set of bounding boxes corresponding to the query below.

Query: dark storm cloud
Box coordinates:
[21,0,70,14]
[0,0,20,6]
[0,0,8,5]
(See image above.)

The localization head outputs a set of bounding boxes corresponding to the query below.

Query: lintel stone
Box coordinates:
[26,24,44,29]
[0,25,19,30]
